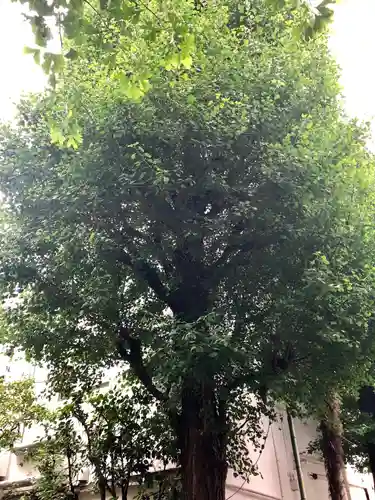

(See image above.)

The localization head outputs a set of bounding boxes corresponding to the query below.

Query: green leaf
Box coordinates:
[164,53,180,71]
[23,46,38,55]
[50,125,65,146]
[187,94,196,104]
[181,54,193,69]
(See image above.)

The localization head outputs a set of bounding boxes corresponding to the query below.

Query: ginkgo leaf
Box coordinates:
[187,94,196,104]
[181,55,193,69]
[50,126,65,146]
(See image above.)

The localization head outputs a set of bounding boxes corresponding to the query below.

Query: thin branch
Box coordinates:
[225,423,271,500]
[73,406,111,500]
[117,325,168,403]
[83,0,112,31]
[211,244,241,270]
[58,14,64,50]
[209,227,275,284]
[83,0,102,18]
[111,238,175,309]
[233,417,251,435]
[230,316,245,343]
[208,240,261,289]
[137,0,163,24]
[227,348,310,394]
[110,247,133,267]
[225,370,257,392]
[66,447,75,496]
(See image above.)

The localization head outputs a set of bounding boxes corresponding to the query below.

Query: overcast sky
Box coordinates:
[330,0,375,124]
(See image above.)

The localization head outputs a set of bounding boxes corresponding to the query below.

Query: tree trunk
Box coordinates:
[367,442,375,490]
[320,397,349,500]
[178,380,228,500]
[98,475,107,500]
[120,480,129,500]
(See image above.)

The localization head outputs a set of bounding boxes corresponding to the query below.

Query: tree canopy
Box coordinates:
[13,0,336,93]
[0,1,374,498]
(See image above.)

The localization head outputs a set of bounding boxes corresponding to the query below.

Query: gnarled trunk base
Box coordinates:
[178,382,228,500]
[180,427,227,500]
[321,419,345,500]
[320,397,348,500]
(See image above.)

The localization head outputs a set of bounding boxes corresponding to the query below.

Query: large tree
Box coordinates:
[0,2,375,499]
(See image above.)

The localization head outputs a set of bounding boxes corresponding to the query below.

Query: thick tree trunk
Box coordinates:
[367,442,375,490]
[321,418,345,500]
[178,381,228,500]
[180,428,227,500]
[320,397,349,500]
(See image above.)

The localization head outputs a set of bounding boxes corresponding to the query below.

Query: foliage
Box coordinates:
[340,396,374,472]
[0,377,45,450]
[67,380,177,498]
[338,386,375,474]
[13,0,336,93]
[16,376,179,500]
[0,0,374,495]
[30,438,78,500]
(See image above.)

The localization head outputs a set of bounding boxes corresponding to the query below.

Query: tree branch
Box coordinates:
[133,260,173,306]
[207,239,262,290]
[114,248,175,309]
[117,325,168,403]
[226,370,257,392]
[209,226,275,285]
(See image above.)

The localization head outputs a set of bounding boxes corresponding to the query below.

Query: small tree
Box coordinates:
[18,376,178,500]
[29,435,81,500]
[0,377,44,450]
[68,381,177,500]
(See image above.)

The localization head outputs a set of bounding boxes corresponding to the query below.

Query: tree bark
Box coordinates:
[320,397,349,500]
[177,380,228,500]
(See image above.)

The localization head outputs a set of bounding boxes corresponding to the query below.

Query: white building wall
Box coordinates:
[226,416,374,500]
